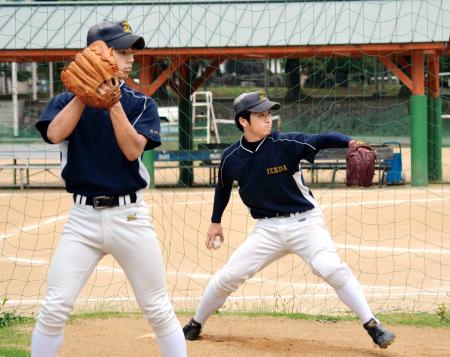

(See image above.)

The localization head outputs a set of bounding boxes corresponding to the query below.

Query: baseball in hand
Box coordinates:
[211,237,222,249]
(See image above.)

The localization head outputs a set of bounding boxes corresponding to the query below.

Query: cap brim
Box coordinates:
[107,34,145,50]
[248,100,281,112]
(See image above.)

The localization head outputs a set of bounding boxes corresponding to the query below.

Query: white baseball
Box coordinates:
[211,237,222,249]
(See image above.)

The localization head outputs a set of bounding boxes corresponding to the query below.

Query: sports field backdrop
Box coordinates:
[0,1,450,356]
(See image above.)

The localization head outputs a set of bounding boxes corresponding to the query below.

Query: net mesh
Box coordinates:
[0,1,449,317]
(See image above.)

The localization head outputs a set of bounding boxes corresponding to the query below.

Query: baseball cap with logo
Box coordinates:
[233,90,281,115]
[87,20,145,50]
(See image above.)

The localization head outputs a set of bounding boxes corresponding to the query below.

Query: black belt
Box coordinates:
[275,212,292,218]
[274,212,295,218]
[73,193,137,209]
[263,212,303,219]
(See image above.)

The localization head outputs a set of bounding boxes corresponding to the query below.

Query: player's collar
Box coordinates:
[240,135,267,153]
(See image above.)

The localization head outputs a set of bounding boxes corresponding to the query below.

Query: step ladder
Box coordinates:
[191,91,220,143]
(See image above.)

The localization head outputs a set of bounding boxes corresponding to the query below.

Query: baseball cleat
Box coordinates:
[363,318,396,349]
[183,318,202,341]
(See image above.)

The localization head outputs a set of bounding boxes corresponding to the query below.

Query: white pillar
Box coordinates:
[32,62,38,101]
[12,62,19,137]
[1,74,5,95]
[49,62,54,98]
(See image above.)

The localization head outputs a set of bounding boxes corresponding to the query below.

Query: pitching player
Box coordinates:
[183,90,396,349]
[31,21,187,357]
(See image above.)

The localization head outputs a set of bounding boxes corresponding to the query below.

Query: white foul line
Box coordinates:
[3,235,449,270]
[321,197,449,209]
[334,243,450,255]
[2,254,449,294]
[5,288,450,307]
[0,215,68,240]
[1,195,448,241]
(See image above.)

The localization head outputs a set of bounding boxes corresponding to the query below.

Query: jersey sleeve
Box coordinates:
[211,152,234,223]
[284,131,351,163]
[35,93,73,144]
[130,97,161,151]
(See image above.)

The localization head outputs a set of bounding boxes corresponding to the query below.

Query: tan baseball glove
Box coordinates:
[60,40,121,109]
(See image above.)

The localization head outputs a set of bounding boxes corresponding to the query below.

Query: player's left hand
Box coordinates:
[97,78,117,96]
[60,40,121,109]
[348,139,365,148]
[98,78,121,110]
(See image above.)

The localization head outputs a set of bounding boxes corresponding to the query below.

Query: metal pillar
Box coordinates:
[178,60,194,187]
[410,51,427,186]
[139,56,156,188]
[427,54,442,182]
[12,62,19,137]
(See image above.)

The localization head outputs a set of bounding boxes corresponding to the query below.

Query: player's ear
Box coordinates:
[239,116,249,129]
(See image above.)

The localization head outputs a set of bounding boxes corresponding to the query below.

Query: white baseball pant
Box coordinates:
[210,208,351,297]
[35,193,180,337]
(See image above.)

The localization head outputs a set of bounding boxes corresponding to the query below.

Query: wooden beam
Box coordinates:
[135,43,447,58]
[0,42,447,63]
[395,55,411,76]
[127,57,185,97]
[412,51,425,95]
[128,43,448,58]
[379,55,413,92]
[137,55,153,86]
[427,54,440,98]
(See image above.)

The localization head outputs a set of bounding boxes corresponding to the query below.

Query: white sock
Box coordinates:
[31,329,63,357]
[334,274,375,324]
[194,284,228,325]
[156,326,187,357]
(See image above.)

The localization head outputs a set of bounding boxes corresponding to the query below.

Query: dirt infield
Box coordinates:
[57,315,450,356]
[2,186,450,316]
[1,183,450,355]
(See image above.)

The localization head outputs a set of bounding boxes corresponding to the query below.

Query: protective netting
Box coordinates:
[0,1,449,318]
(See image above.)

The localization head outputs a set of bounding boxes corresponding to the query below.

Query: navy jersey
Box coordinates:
[211,131,351,222]
[36,82,161,196]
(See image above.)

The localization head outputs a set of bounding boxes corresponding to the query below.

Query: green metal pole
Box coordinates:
[179,97,193,186]
[142,151,155,189]
[178,60,194,187]
[410,95,428,186]
[427,96,442,182]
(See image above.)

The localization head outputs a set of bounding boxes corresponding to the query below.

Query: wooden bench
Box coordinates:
[301,145,394,186]
[154,144,394,187]
[0,159,61,188]
[154,149,224,185]
[0,145,394,188]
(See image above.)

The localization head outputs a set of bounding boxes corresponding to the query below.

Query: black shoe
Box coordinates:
[183,318,202,341]
[363,318,396,349]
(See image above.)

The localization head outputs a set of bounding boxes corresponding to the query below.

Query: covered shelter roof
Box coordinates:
[0,1,448,102]
[0,0,449,60]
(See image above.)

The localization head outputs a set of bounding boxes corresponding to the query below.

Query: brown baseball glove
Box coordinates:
[60,40,121,109]
[346,143,377,187]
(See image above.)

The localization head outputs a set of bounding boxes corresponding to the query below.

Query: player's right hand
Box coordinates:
[206,223,224,250]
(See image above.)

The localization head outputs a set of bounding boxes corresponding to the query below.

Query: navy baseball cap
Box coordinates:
[87,20,145,50]
[233,90,280,115]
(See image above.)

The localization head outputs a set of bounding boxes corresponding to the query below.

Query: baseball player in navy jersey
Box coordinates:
[183,90,396,349]
[31,21,187,357]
